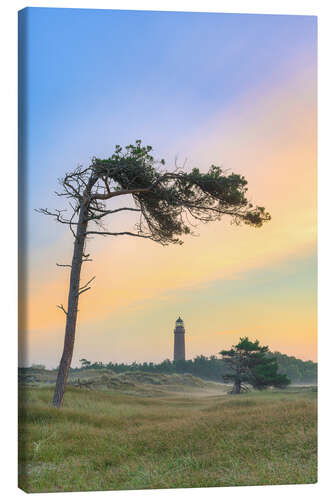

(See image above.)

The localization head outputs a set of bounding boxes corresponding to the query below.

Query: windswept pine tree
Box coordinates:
[38,141,270,408]
[220,337,291,394]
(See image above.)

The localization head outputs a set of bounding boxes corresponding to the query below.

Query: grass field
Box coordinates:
[18,376,317,493]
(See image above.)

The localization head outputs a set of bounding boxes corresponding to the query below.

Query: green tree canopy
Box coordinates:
[79,358,91,368]
[88,141,271,245]
[220,337,291,394]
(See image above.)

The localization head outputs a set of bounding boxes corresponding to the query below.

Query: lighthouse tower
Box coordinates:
[173,317,185,361]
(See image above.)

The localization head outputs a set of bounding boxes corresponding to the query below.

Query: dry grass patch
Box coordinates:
[19,385,317,492]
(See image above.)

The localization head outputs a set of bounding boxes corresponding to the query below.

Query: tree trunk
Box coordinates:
[52,202,89,408]
[232,379,241,394]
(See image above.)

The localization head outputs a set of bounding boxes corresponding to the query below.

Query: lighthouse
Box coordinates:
[173,316,185,361]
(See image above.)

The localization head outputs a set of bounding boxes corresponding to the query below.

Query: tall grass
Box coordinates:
[18,385,317,492]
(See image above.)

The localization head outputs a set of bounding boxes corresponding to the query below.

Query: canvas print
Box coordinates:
[18,7,317,493]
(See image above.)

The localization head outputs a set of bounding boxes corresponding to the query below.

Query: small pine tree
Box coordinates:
[220,337,290,394]
[79,358,91,369]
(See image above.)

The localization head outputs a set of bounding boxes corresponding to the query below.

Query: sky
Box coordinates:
[19,8,317,367]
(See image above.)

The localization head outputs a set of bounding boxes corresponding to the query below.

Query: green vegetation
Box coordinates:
[49,349,317,385]
[19,380,317,493]
[220,337,291,393]
[18,368,222,396]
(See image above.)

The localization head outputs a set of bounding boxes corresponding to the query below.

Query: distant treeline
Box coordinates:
[75,352,317,384]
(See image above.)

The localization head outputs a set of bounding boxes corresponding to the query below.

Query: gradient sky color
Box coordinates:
[19,8,317,368]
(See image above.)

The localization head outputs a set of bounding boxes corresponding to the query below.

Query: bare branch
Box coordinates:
[57,304,68,315]
[56,263,72,268]
[85,230,156,241]
[89,171,182,207]
[68,205,78,238]
[81,252,92,263]
[63,172,83,199]
[54,191,70,197]
[35,208,78,225]
[77,287,91,296]
[91,186,152,200]
[87,207,141,221]
[102,176,111,196]
[79,275,96,290]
